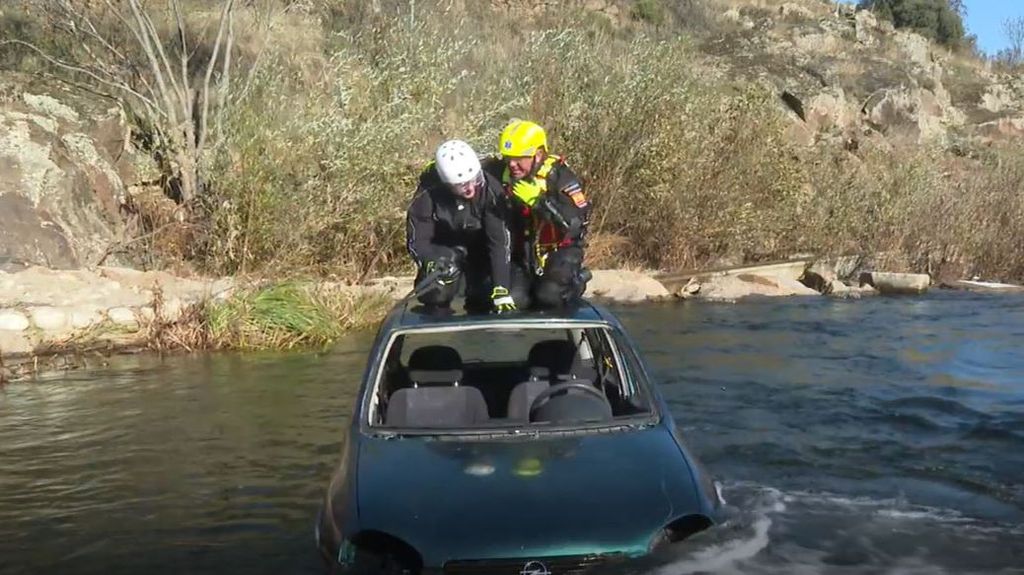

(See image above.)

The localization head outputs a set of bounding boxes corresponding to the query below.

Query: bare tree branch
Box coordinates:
[0,39,162,116]
[172,0,192,110]
[199,0,236,154]
[214,10,235,147]
[133,0,186,110]
[124,0,181,129]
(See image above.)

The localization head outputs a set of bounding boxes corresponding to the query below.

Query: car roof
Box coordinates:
[383,298,621,332]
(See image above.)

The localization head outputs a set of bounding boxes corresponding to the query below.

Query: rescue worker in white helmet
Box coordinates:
[482,119,592,309]
[406,139,516,313]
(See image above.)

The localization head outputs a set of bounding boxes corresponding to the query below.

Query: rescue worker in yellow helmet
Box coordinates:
[483,120,592,309]
[406,139,516,314]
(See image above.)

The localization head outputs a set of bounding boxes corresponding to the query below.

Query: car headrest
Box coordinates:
[408,345,462,371]
[528,340,576,375]
[408,368,464,385]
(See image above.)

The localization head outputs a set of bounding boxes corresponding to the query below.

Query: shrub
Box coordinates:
[858,0,967,47]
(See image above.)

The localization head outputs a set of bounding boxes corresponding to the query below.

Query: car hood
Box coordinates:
[355,424,708,566]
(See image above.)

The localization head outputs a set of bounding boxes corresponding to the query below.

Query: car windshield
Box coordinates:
[367,322,655,432]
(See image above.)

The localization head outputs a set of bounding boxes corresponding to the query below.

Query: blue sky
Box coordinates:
[962,0,1024,55]
[841,1,1024,55]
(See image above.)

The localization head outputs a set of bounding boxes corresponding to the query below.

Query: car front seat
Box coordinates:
[506,339,577,421]
[385,345,489,427]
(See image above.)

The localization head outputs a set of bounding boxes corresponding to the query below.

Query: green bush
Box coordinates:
[858,0,966,47]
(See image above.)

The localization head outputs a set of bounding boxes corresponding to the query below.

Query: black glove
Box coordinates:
[425,256,460,285]
[535,195,584,241]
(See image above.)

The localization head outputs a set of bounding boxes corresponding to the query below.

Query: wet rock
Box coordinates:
[0,310,30,331]
[800,261,837,294]
[859,271,930,294]
[940,279,1024,293]
[29,306,67,331]
[828,280,877,298]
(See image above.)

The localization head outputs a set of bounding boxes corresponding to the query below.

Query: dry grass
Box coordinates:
[6,0,1024,289]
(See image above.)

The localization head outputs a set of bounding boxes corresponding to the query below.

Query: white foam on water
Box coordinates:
[649,485,783,575]
[652,515,773,575]
[645,482,1024,575]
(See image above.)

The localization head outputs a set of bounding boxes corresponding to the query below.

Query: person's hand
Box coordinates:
[511,179,543,207]
[426,257,460,285]
[491,286,517,313]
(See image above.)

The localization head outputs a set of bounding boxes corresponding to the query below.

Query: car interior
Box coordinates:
[370,325,653,429]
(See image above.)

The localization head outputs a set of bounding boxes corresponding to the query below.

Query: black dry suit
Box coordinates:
[405,164,512,310]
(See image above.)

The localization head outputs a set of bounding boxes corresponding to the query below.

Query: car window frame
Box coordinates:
[360,320,659,436]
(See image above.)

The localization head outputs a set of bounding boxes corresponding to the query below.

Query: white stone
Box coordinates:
[693,274,820,302]
[585,270,670,302]
[0,310,30,331]
[70,307,103,329]
[0,331,33,355]
[860,271,930,294]
[137,306,155,322]
[29,306,67,331]
[159,297,185,322]
[107,306,138,327]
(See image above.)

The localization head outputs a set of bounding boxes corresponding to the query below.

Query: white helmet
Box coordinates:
[435,139,482,185]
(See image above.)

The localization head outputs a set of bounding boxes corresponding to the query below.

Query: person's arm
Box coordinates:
[406,189,441,267]
[482,185,512,289]
[537,164,590,243]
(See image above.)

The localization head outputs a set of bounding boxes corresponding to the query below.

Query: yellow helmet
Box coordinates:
[499,119,547,158]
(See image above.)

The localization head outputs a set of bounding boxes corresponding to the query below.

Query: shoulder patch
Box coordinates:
[564,184,588,208]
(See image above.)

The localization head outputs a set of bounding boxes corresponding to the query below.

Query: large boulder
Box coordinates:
[0,74,134,269]
[861,85,960,143]
[585,270,671,302]
[855,9,878,45]
[681,273,820,301]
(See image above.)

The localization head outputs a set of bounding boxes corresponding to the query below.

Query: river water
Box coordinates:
[2,292,1023,574]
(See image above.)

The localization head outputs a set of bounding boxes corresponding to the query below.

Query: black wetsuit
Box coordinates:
[405,165,512,310]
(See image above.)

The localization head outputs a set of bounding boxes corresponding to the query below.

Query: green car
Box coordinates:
[315,300,725,574]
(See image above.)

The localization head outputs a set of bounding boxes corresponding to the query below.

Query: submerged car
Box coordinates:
[315,299,725,574]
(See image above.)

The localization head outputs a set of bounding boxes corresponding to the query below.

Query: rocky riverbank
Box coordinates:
[0,257,950,376]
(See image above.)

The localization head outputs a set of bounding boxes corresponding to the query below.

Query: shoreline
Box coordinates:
[0,261,1014,382]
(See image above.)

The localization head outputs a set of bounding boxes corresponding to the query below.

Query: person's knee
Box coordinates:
[417,284,457,307]
[415,265,460,307]
[533,278,567,308]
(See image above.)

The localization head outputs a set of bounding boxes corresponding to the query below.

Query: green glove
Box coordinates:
[511,179,543,207]
[491,286,517,313]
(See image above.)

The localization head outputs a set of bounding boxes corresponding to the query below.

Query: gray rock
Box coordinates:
[0,75,131,270]
[0,310,30,331]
